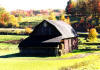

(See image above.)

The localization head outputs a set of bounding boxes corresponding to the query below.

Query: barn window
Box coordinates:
[43,22,48,27]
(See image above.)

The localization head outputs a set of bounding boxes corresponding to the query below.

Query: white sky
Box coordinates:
[0,0,68,11]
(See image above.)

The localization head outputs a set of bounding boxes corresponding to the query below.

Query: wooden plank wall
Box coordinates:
[64,37,78,53]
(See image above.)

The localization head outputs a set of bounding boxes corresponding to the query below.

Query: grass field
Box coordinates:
[0,35,100,70]
[0,51,100,70]
[0,35,28,41]
[78,33,100,49]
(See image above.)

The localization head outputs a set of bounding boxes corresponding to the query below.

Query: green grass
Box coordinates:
[78,35,100,49]
[0,43,100,70]
[0,35,28,41]
[74,55,100,70]
[0,28,27,35]
[19,16,48,28]
[0,53,100,70]
[0,35,28,55]
[0,43,85,59]
[0,34,100,70]
[22,16,48,22]
[0,43,19,56]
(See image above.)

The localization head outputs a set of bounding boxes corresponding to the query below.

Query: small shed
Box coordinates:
[18,20,78,56]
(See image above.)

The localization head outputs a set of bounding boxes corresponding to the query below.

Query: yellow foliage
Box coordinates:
[9,15,19,27]
[25,27,32,34]
[88,28,98,42]
[14,30,21,34]
[60,14,66,21]
[15,23,19,27]
[48,12,56,20]
[60,13,71,25]
[65,17,71,24]
[17,16,23,22]
[71,0,77,7]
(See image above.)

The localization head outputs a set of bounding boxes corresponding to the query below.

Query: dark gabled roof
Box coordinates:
[43,20,77,39]
[19,20,78,48]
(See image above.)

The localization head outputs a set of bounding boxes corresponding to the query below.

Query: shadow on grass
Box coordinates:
[78,33,100,38]
[0,53,56,58]
[83,43,100,45]
[0,49,100,58]
[72,49,100,53]
[78,34,88,38]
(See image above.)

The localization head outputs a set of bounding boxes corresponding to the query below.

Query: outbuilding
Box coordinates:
[18,20,78,56]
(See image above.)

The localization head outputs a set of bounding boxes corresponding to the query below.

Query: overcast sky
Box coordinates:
[0,0,68,11]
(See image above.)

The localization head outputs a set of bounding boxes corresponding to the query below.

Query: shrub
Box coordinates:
[87,28,98,42]
[25,27,32,34]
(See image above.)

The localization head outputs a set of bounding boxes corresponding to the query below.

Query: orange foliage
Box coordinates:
[0,13,9,25]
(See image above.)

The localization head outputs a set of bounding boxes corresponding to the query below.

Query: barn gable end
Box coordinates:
[30,20,62,39]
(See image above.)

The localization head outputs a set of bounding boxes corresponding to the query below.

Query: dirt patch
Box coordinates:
[66,53,92,59]
[0,39,24,44]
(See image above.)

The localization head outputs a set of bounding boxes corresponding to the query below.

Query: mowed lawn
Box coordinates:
[0,53,100,70]
[0,35,28,41]
[0,35,100,70]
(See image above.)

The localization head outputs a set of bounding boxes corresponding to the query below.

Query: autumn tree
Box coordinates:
[65,0,77,16]
[48,12,56,20]
[60,13,66,21]
[66,0,100,16]
[0,6,20,28]
[0,13,10,26]
[0,7,6,15]
[60,13,71,24]
[9,15,19,27]
[17,16,23,22]
[65,17,71,25]
[0,7,11,27]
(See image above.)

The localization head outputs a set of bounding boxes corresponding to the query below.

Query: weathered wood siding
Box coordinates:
[64,40,69,53]
[68,39,72,52]
[64,37,78,53]
[72,37,78,50]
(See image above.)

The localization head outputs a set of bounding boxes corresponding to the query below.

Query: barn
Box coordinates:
[18,20,78,56]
